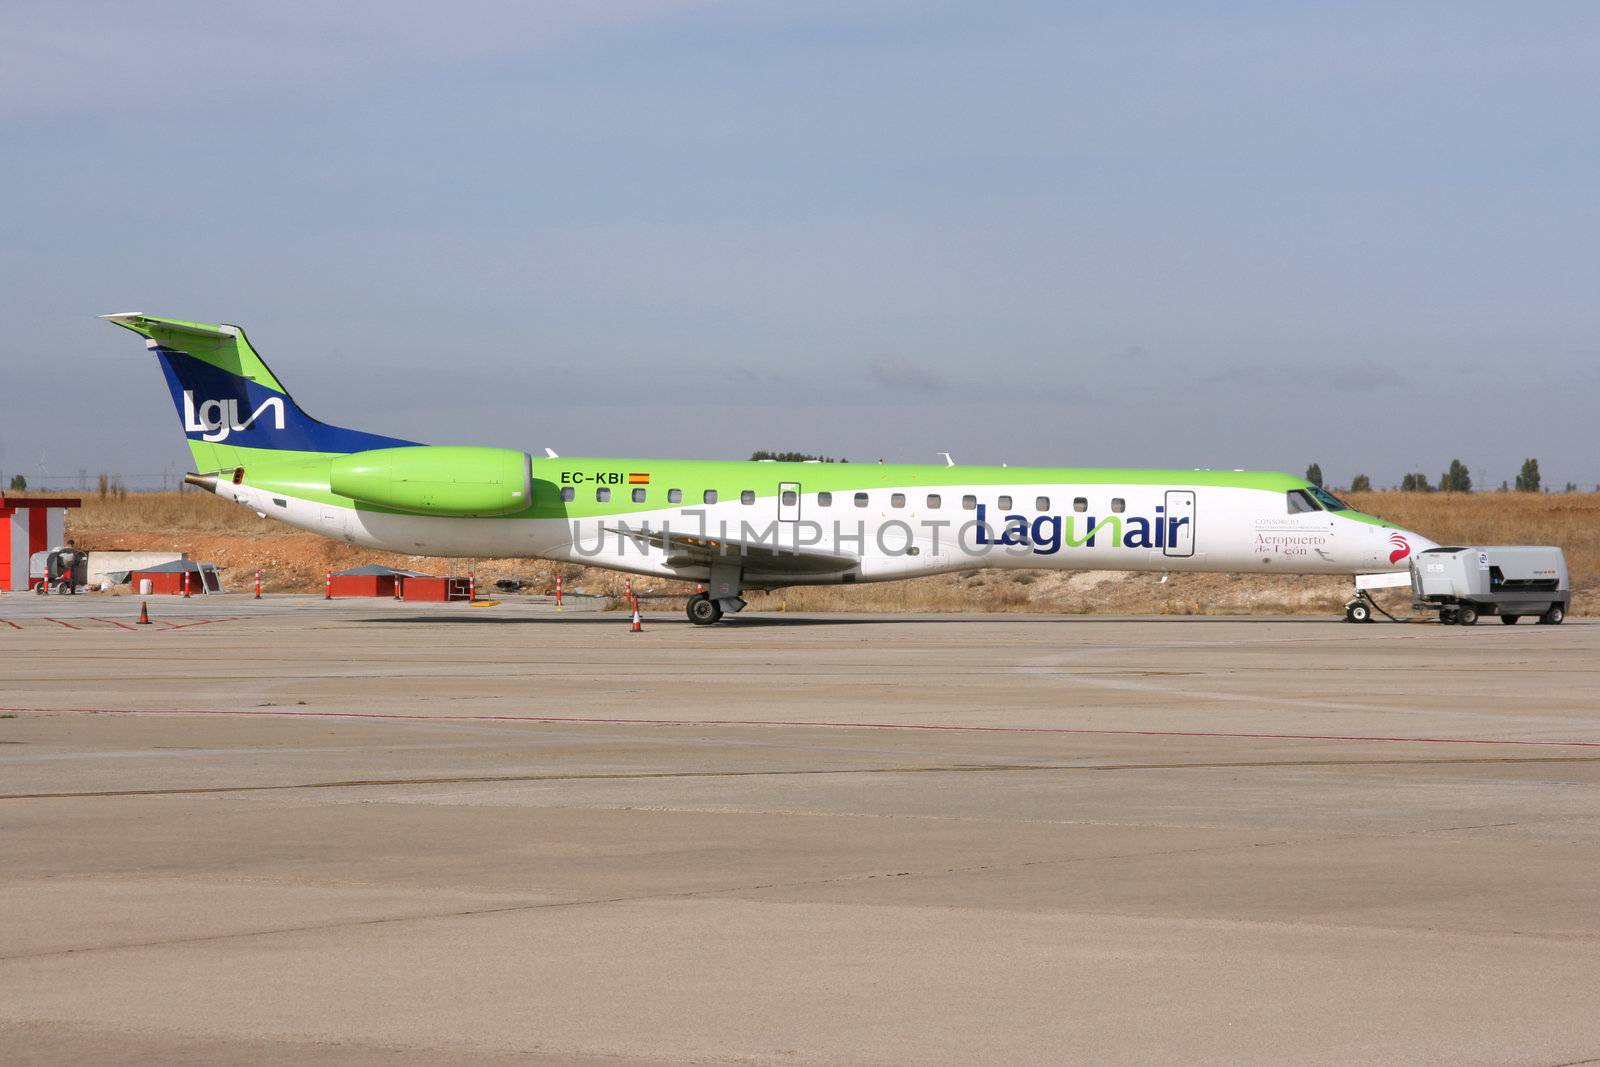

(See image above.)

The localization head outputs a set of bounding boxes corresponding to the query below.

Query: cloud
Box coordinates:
[0,1,710,119]
[865,356,947,395]
[1199,359,1410,392]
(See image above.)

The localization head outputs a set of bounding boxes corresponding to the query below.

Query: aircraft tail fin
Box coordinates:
[103,313,417,472]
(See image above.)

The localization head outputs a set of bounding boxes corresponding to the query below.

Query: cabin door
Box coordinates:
[1163,490,1195,558]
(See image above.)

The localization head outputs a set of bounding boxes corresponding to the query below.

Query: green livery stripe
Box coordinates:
[216,446,1398,529]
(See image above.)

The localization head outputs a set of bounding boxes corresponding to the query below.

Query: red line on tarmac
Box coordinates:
[1,706,1598,750]
[0,619,20,630]
[90,617,136,631]
[41,618,80,630]
[158,617,239,631]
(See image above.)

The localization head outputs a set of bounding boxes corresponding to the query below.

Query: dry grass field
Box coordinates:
[52,488,1598,615]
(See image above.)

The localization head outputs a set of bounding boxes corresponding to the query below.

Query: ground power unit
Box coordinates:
[1410,546,1570,626]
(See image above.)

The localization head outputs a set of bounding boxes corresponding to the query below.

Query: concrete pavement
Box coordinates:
[2,594,1598,1064]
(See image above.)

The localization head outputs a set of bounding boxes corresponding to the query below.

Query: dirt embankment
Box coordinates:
[60,489,1598,614]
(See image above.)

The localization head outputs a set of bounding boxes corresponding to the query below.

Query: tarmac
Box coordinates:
[2,592,1599,1065]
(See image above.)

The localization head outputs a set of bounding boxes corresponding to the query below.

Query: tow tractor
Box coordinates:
[1411,546,1569,626]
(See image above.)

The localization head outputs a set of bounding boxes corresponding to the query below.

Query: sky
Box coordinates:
[3,1,1597,491]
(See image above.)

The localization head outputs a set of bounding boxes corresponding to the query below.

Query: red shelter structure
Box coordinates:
[327,565,425,598]
[130,559,223,595]
[397,575,471,602]
[1,496,82,591]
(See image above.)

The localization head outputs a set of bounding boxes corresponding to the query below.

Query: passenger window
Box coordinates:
[891,493,906,508]
[962,495,977,510]
[927,494,942,508]
[632,488,646,504]
[997,495,1012,510]
[1286,490,1318,514]
[1111,497,1125,513]
[596,488,611,503]
[668,489,682,504]
[854,492,869,508]
[1074,497,1087,512]
[560,486,574,503]
[1036,496,1049,511]
[781,490,797,506]
[704,489,718,505]
[741,490,755,505]
[817,491,832,506]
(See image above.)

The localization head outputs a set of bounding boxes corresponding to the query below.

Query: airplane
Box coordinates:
[105,312,1438,625]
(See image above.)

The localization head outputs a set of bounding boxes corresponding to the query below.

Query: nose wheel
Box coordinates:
[1344,598,1373,623]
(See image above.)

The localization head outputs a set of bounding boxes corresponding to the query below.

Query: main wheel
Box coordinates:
[1346,602,1371,623]
[1500,615,1520,625]
[1457,605,1479,626]
[686,593,723,626]
[1539,604,1566,625]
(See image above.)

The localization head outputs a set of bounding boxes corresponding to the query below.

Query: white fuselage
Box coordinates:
[218,478,1430,588]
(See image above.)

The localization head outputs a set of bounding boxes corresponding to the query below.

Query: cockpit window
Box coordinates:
[1286,489,1319,514]
[1307,486,1350,511]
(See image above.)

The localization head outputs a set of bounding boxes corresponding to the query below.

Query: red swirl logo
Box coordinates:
[1388,533,1411,564]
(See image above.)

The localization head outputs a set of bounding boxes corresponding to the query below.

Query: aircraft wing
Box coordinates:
[600,525,859,576]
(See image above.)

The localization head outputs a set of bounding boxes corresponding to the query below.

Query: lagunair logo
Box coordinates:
[972,502,1184,555]
[183,390,285,442]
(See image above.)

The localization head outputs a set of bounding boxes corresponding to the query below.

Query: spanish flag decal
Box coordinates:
[628,472,650,485]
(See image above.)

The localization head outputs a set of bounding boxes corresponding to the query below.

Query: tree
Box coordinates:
[1439,458,1472,493]
[1400,472,1434,493]
[7,474,25,491]
[749,451,846,463]
[1305,462,1324,488]
[1349,473,1372,492]
[1514,458,1541,492]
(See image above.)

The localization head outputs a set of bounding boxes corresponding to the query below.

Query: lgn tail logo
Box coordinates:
[1388,533,1411,564]
[183,390,285,442]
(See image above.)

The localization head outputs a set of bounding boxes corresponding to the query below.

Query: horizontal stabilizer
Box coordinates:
[101,313,240,340]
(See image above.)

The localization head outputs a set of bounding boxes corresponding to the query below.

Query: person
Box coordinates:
[48,539,81,595]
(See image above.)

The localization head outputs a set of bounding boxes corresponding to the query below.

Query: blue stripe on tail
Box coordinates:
[156,348,418,454]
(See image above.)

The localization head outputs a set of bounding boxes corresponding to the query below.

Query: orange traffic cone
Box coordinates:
[136,601,151,625]
[181,571,191,598]
[629,603,643,633]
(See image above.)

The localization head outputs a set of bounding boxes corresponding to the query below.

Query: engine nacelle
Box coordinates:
[329,446,531,517]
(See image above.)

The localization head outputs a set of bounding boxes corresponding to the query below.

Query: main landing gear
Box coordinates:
[686,593,723,626]
[686,563,747,626]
